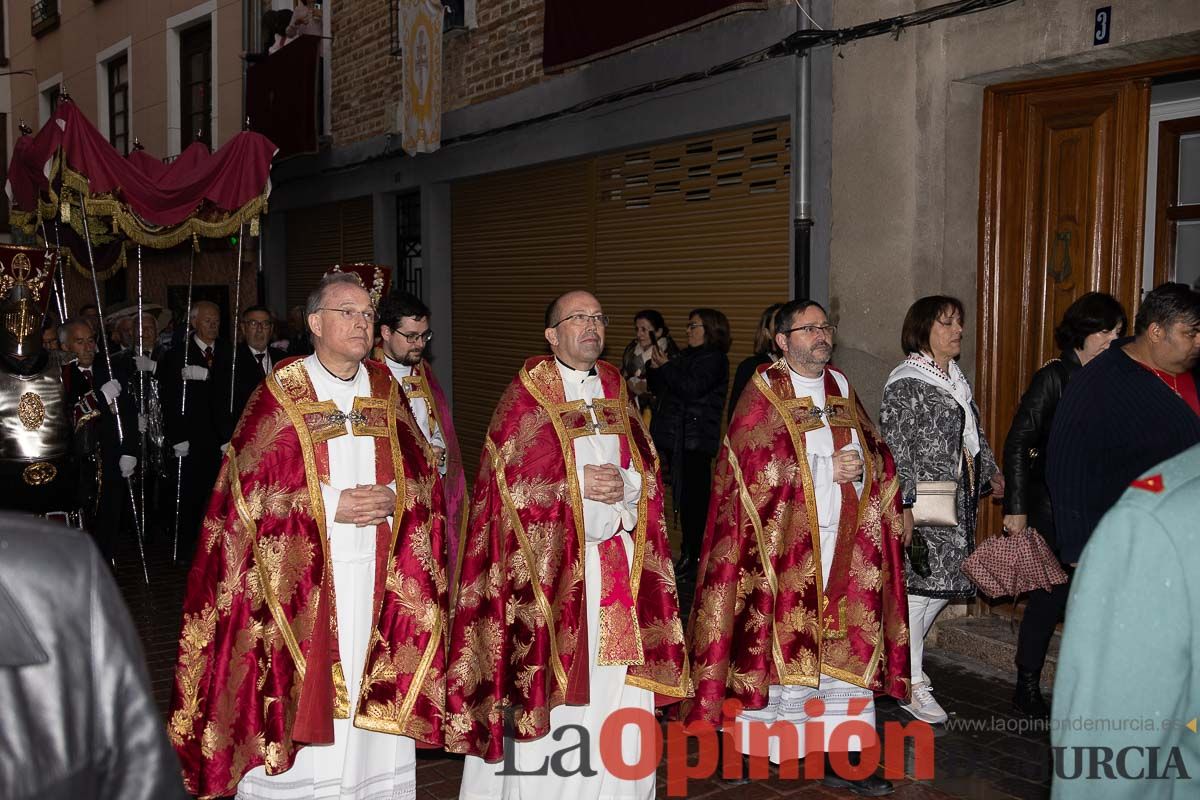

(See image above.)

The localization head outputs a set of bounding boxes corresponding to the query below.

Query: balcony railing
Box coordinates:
[32,0,60,37]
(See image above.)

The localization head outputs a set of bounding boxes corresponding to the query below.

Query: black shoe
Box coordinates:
[1013,668,1050,719]
[822,755,894,796]
[673,554,696,575]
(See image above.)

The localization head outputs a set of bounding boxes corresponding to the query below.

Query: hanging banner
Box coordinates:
[401,0,443,155]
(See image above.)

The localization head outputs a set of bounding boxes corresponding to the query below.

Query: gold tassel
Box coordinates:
[249,215,260,237]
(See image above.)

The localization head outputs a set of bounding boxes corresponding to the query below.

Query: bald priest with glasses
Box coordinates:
[447,290,689,800]
[168,270,448,800]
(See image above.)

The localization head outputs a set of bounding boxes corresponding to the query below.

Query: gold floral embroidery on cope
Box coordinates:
[351,396,389,437]
[295,399,345,443]
[169,605,218,746]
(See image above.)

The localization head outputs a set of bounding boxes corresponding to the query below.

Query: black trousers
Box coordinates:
[1015,565,1074,674]
[679,450,714,560]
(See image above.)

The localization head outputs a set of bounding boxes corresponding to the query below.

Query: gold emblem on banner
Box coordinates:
[18,391,46,430]
[23,461,57,486]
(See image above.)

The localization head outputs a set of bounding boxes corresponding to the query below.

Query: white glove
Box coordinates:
[220,442,230,455]
[174,441,190,458]
[134,355,157,373]
[100,379,122,404]
[137,414,148,433]
[119,455,137,478]
[181,365,209,381]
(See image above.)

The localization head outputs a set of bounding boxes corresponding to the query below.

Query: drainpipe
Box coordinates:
[793,1,813,301]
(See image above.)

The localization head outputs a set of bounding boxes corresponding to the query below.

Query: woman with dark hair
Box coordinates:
[620,309,679,416]
[879,295,1004,725]
[648,307,731,576]
[1002,291,1126,718]
[727,302,784,421]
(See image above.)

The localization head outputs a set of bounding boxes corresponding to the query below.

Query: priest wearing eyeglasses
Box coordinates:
[376,290,467,575]
[448,290,688,800]
[168,270,448,800]
[685,299,908,796]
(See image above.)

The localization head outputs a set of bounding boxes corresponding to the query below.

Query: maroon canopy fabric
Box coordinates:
[6,99,275,264]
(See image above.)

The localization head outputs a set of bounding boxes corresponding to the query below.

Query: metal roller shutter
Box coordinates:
[451,160,594,474]
[285,196,375,311]
[594,122,791,382]
[451,122,791,478]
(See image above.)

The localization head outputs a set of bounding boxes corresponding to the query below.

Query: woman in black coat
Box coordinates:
[648,307,730,575]
[1002,291,1125,718]
[727,302,783,422]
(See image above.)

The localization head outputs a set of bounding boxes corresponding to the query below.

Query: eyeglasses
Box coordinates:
[553,313,609,328]
[781,324,837,337]
[318,307,376,324]
[242,320,272,330]
[397,330,434,344]
[686,322,704,330]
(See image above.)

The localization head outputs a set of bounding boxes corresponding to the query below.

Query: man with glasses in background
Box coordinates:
[449,290,688,800]
[217,304,287,440]
[376,289,467,573]
[169,269,448,800]
[685,299,909,796]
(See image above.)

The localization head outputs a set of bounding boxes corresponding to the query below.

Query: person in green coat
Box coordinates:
[1052,441,1200,798]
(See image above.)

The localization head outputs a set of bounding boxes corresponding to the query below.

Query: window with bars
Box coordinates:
[107,54,129,155]
[396,191,422,297]
[180,21,212,148]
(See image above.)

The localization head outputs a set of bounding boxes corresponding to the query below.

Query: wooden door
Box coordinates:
[977,75,1150,550]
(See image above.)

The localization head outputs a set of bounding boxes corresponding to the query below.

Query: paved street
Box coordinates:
[117,532,1052,800]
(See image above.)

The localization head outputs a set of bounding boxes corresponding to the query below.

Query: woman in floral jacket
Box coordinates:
[879,295,1003,726]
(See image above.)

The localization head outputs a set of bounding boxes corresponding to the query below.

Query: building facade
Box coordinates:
[3,0,261,335]
[265,0,822,471]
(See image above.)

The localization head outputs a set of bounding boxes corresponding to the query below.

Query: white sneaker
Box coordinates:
[901,681,948,724]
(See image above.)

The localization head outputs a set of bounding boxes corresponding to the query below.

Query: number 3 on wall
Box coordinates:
[1094,7,1112,46]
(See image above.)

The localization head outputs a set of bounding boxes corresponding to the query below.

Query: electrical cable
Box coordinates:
[277,0,1018,182]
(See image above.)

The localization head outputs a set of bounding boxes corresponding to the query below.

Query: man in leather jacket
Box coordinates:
[0,513,186,799]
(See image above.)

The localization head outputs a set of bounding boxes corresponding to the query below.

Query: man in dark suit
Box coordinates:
[216,305,287,440]
[60,318,138,562]
[158,300,226,563]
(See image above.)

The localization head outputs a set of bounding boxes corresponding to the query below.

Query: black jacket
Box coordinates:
[647,345,728,458]
[215,343,288,440]
[1002,349,1081,547]
[0,515,187,800]
[157,337,228,451]
[1047,339,1200,564]
[64,360,138,464]
[728,352,773,423]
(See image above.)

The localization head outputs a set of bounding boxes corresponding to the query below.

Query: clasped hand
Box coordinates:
[334,484,396,527]
[831,448,864,484]
[583,463,624,504]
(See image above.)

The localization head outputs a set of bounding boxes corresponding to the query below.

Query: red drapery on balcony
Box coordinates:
[246,34,322,161]
[543,0,766,72]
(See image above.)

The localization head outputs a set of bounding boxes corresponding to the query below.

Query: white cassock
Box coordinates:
[384,358,447,474]
[459,359,655,800]
[238,356,415,800]
[736,366,876,762]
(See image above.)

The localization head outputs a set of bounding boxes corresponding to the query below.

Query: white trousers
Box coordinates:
[906,595,949,684]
